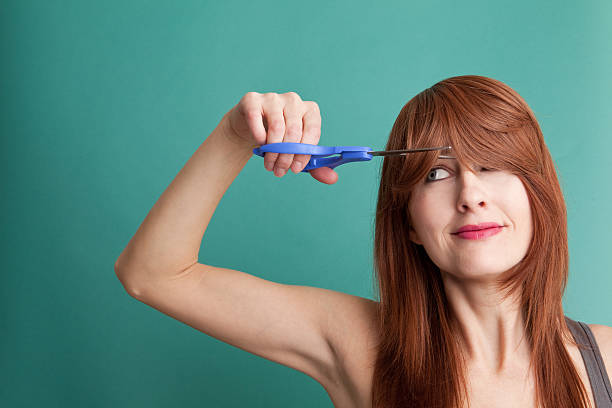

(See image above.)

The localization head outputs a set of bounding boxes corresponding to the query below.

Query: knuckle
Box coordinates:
[275,156,293,168]
[264,92,280,101]
[285,123,302,138]
[292,155,306,167]
[239,99,260,115]
[284,91,301,101]
[241,92,260,109]
[243,91,260,100]
[265,93,283,110]
[244,108,260,120]
[307,101,320,112]
[267,118,285,132]
[264,153,278,164]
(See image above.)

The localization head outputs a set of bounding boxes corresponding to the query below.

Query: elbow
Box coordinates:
[114,260,147,299]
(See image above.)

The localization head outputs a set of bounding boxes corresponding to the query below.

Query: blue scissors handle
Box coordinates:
[252,143,373,172]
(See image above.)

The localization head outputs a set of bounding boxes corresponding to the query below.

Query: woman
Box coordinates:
[115,75,612,407]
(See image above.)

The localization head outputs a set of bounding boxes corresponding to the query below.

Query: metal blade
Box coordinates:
[368,146,455,158]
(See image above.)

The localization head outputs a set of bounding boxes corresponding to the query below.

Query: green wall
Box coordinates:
[2,1,610,406]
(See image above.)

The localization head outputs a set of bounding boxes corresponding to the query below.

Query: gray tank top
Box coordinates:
[565,316,612,407]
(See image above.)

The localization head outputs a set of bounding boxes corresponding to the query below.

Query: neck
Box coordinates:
[441,271,531,374]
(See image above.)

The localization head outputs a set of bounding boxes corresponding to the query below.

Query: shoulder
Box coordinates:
[588,324,612,379]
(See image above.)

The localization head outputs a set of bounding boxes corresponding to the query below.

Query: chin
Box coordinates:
[441,262,520,282]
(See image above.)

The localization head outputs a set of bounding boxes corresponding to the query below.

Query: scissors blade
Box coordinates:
[368,146,454,158]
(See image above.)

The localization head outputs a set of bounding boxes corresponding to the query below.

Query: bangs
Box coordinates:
[385,80,542,202]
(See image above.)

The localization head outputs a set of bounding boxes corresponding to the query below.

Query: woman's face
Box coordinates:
[408,157,533,281]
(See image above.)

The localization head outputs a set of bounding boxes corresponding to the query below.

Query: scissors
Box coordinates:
[252,143,455,172]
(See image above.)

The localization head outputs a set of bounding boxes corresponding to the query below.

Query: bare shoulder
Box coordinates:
[588,323,612,378]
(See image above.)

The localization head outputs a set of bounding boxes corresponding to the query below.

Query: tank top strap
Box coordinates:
[565,316,612,407]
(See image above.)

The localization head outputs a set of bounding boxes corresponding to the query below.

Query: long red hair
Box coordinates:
[371,75,590,407]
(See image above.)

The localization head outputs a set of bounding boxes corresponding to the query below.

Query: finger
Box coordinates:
[240,93,267,145]
[309,167,338,185]
[292,101,321,174]
[274,95,304,176]
[262,95,285,172]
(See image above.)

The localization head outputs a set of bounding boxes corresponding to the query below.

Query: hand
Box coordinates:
[224,91,338,185]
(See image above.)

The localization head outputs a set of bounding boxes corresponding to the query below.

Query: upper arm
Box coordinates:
[589,324,612,381]
[119,262,371,388]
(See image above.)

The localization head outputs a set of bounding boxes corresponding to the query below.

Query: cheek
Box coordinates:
[409,189,450,235]
[516,182,534,239]
[500,176,533,239]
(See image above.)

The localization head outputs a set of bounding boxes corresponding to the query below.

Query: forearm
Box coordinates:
[115,112,254,289]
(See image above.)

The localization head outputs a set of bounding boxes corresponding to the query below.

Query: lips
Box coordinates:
[452,222,505,241]
[453,222,502,234]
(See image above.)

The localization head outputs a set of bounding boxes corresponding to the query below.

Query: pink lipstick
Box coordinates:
[452,222,504,240]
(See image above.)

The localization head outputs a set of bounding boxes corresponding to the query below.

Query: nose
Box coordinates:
[456,169,488,213]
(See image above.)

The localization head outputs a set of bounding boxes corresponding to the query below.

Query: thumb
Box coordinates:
[309,167,339,185]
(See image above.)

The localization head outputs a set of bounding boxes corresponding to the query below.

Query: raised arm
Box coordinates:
[113,93,375,389]
[114,92,335,286]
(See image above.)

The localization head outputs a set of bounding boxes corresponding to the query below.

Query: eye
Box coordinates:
[425,167,450,182]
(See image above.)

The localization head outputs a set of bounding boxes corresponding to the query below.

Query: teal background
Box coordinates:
[2,1,611,407]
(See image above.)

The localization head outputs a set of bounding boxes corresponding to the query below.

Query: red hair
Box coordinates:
[371,75,591,407]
